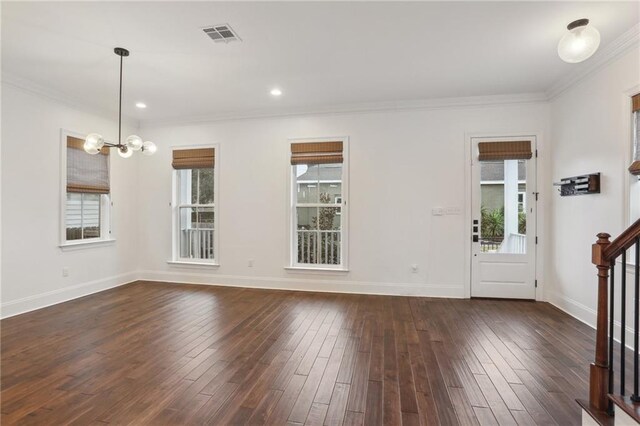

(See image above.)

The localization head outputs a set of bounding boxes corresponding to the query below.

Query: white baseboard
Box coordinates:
[547,290,597,327]
[138,269,466,298]
[547,290,636,350]
[0,271,139,319]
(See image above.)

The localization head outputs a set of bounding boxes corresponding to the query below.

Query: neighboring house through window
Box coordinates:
[479,161,527,213]
[291,139,347,269]
[172,147,217,264]
[63,135,111,244]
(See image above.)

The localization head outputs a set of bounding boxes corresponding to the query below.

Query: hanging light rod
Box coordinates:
[84,47,156,158]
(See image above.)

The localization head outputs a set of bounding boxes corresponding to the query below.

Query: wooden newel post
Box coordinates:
[590,232,611,411]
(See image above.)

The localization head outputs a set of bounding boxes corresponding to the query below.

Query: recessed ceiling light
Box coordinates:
[135,102,147,109]
[270,88,282,97]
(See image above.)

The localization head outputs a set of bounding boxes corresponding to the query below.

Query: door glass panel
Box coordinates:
[479,160,526,254]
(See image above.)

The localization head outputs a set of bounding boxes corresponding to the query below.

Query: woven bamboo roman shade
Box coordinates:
[290,141,343,165]
[172,148,215,169]
[629,94,640,176]
[67,136,110,194]
[633,93,640,113]
[478,141,532,161]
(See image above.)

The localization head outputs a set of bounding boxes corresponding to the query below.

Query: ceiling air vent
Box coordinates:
[202,24,241,43]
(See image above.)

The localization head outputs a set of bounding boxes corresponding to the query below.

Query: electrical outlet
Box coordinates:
[62,267,69,277]
[248,259,254,267]
[411,264,418,273]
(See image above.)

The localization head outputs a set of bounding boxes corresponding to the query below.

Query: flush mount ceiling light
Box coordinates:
[270,88,282,97]
[557,18,601,64]
[135,102,147,109]
[84,48,156,158]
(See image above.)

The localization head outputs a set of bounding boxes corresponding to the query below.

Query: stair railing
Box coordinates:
[591,218,640,412]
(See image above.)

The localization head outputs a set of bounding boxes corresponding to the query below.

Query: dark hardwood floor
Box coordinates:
[1,281,602,425]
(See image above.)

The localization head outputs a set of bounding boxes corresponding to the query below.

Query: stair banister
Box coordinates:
[590,217,640,413]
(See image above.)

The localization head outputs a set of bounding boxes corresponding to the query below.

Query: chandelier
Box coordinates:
[84,47,156,158]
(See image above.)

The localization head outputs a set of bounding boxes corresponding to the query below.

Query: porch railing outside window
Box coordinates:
[297,230,341,265]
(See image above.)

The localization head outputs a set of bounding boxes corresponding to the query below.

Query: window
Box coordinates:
[172,147,217,264]
[630,93,640,222]
[63,135,111,244]
[290,140,347,268]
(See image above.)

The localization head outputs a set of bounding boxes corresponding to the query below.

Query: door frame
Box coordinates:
[464,131,543,301]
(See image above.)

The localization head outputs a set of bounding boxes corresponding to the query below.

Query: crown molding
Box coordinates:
[3,21,638,129]
[1,73,140,129]
[139,92,548,129]
[546,22,640,100]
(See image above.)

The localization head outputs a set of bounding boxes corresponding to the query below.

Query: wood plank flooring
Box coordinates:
[0,281,605,425]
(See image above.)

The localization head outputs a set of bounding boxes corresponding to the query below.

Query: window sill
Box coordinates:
[167,260,220,268]
[59,239,116,251]
[285,266,350,274]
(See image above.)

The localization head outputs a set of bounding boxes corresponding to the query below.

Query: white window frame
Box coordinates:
[624,85,640,228]
[629,108,640,224]
[169,144,220,267]
[59,129,113,250]
[625,88,640,267]
[288,137,349,271]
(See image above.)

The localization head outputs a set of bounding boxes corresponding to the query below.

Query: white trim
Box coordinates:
[547,23,640,100]
[141,93,548,129]
[2,74,139,128]
[624,84,640,228]
[167,260,220,268]
[138,270,465,299]
[547,290,636,351]
[289,136,349,270]
[0,272,138,319]
[465,131,542,301]
[4,23,637,129]
[480,180,526,185]
[171,143,220,265]
[59,238,116,251]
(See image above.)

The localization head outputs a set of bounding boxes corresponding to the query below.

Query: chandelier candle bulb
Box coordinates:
[126,135,143,151]
[142,141,157,156]
[118,146,133,159]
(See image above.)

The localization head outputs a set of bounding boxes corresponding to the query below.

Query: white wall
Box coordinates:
[547,48,639,336]
[0,83,140,317]
[137,103,550,297]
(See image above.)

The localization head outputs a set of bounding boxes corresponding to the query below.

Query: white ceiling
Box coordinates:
[2,2,639,123]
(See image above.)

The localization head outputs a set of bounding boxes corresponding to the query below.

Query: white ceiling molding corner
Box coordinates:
[139,92,549,129]
[2,72,141,130]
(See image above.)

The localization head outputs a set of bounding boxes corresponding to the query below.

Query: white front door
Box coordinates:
[471,137,537,299]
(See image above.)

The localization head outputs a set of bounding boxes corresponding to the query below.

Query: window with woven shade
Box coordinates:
[171,146,218,264]
[629,93,640,176]
[290,139,348,269]
[64,135,111,243]
[630,93,640,225]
